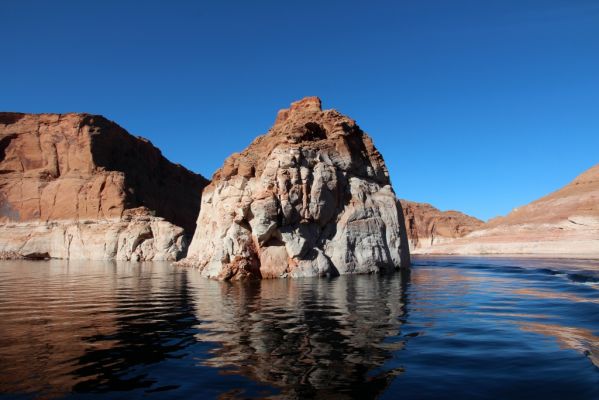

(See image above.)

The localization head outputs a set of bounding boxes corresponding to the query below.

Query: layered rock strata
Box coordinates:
[400,200,484,253]
[181,97,410,279]
[424,164,599,256]
[0,112,208,260]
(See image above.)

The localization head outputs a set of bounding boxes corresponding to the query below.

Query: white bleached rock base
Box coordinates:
[0,217,187,261]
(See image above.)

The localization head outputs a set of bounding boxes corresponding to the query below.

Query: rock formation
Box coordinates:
[181,97,410,279]
[424,164,599,256]
[0,112,208,260]
[400,200,483,253]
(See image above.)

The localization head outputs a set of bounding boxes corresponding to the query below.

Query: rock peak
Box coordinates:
[290,96,322,112]
[217,97,383,183]
[275,96,323,125]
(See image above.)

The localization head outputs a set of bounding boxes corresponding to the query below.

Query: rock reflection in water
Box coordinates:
[0,260,202,397]
[0,260,118,396]
[3,258,599,399]
[0,260,410,399]
[518,322,599,369]
[70,266,200,393]
[188,271,410,398]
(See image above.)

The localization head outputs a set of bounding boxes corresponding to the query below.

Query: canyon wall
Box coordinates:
[400,200,483,253]
[0,112,208,260]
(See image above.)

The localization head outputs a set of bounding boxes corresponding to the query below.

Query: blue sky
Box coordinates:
[2,1,598,220]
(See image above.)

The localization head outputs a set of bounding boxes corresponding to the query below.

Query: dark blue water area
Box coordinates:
[0,256,598,399]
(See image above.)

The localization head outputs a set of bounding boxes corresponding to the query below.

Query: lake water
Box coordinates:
[0,257,598,399]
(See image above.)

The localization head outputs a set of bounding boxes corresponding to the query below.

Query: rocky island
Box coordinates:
[0,112,208,260]
[180,97,411,279]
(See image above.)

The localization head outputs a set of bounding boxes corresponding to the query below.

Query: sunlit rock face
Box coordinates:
[400,200,484,253]
[0,113,209,260]
[182,97,410,279]
[423,164,599,256]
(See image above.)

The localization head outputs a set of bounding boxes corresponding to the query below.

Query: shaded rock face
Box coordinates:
[183,97,410,279]
[424,164,599,256]
[400,200,483,253]
[0,113,208,260]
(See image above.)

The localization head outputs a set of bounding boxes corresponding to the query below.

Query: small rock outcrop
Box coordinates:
[424,164,599,256]
[400,200,484,252]
[0,112,208,260]
[181,97,410,279]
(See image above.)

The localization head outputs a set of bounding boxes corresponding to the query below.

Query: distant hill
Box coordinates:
[419,164,599,257]
[400,200,483,253]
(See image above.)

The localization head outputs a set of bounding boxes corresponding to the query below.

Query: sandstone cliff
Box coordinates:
[424,164,599,256]
[0,112,208,260]
[181,97,410,279]
[400,200,483,253]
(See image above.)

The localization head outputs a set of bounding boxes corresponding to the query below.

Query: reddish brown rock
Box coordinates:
[424,164,599,256]
[0,112,208,260]
[400,200,484,252]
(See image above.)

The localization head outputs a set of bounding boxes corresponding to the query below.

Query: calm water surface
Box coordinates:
[0,257,598,399]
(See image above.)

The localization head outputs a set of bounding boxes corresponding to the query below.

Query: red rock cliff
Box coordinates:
[400,200,484,252]
[0,112,208,260]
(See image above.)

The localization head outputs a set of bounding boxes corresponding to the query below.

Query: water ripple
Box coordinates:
[0,257,598,399]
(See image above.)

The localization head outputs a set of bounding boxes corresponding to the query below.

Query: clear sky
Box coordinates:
[2,1,598,221]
